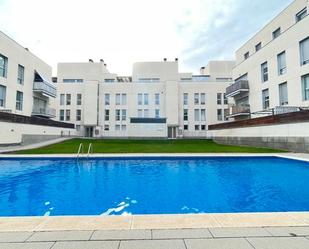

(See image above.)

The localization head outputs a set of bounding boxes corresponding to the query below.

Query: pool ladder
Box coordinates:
[77,143,93,158]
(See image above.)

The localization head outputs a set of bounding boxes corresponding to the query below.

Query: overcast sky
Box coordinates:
[0,0,292,75]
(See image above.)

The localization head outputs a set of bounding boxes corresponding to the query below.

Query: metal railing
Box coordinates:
[77,143,84,158]
[231,104,251,115]
[226,80,249,97]
[87,143,93,158]
[33,81,57,97]
[32,106,56,118]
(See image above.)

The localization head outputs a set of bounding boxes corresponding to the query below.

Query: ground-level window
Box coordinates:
[217,93,222,105]
[115,125,121,131]
[121,125,126,131]
[262,89,270,109]
[65,110,70,121]
[16,91,23,111]
[105,109,109,121]
[279,82,288,106]
[115,109,121,121]
[201,125,206,131]
[0,85,6,107]
[184,124,188,130]
[104,125,109,131]
[59,110,64,121]
[183,109,188,121]
[195,125,200,131]
[76,125,81,131]
[155,109,160,118]
[76,109,81,121]
[217,109,222,121]
[302,74,309,101]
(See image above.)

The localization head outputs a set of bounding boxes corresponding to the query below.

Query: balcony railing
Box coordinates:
[32,106,56,118]
[229,104,251,117]
[33,81,57,98]
[226,80,249,97]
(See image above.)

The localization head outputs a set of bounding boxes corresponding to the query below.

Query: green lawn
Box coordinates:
[13,138,285,154]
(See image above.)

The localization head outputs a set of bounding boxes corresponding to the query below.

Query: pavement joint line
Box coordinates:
[49,241,56,249]
[89,230,96,240]
[117,240,121,249]
[245,237,257,249]
[183,238,188,249]
[24,231,35,242]
[150,229,153,240]
[207,228,214,238]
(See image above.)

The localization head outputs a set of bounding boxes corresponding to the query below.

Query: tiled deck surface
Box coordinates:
[1,226,309,248]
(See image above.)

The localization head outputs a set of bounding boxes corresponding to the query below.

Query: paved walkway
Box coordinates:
[1,226,309,248]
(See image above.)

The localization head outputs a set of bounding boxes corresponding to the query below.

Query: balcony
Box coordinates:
[32,106,56,118]
[228,104,251,118]
[33,72,57,98]
[226,80,249,98]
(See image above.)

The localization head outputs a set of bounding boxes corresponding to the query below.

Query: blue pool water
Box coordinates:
[0,156,309,216]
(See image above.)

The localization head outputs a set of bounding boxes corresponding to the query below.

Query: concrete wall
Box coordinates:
[210,122,309,152]
[0,121,75,145]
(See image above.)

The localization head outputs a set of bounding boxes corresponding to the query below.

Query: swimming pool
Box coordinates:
[0,156,308,216]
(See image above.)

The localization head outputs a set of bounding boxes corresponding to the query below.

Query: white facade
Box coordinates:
[227,0,309,119]
[55,60,233,138]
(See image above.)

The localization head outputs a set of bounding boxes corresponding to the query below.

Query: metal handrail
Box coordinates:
[77,143,84,158]
[87,143,93,158]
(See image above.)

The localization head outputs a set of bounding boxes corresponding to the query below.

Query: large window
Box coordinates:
[66,94,71,105]
[65,110,70,121]
[138,93,143,105]
[183,93,188,105]
[122,109,126,121]
[300,37,309,65]
[217,93,222,105]
[0,54,8,78]
[115,109,121,121]
[144,94,149,105]
[302,74,309,101]
[60,94,65,105]
[201,109,206,121]
[105,94,110,105]
[155,93,160,105]
[296,7,307,22]
[16,91,23,111]
[17,65,24,84]
[59,110,64,121]
[116,94,121,105]
[194,93,199,104]
[183,109,188,121]
[255,42,262,52]
[122,94,127,105]
[261,62,268,82]
[277,51,287,75]
[155,109,160,118]
[0,85,6,107]
[200,93,206,105]
[223,93,228,105]
[76,109,81,121]
[279,82,288,106]
[194,109,200,121]
[217,109,222,121]
[77,94,82,105]
[104,109,109,121]
[262,89,270,109]
[272,27,281,39]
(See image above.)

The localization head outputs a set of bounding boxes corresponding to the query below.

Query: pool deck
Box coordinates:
[0,153,309,248]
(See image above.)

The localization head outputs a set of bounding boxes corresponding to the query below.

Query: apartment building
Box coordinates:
[0,31,74,145]
[55,60,234,138]
[226,0,309,120]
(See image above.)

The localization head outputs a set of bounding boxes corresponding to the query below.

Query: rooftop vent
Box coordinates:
[175,58,178,61]
[100,59,104,63]
[89,59,93,62]
[104,63,107,67]
[200,66,205,69]
[163,58,167,61]
[24,48,29,51]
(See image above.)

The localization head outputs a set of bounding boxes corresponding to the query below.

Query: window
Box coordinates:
[302,74,309,101]
[184,125,188,130]
[60,94,65,105]
[279,82,288,106]
[16,91,23,111]
[77,94,82,105]
[261,62,268,82]
[223,93,228,105]
[296,8,307,22]
[105,94,110,105]
[65,110,70,121]
[201,93,206,105]
[116,94,121,105]
[155,93,160,105]
[201,125,206,131]
[104,109,109,121]
[115,125,121,131]
[0,54,8,78]
[183,109,188,121]
[115,109,121,121]
[194,93,199,104]
[155,109,160,118]
[122,94,127,105]
[144,93,149,105]
[104,125,109,131]
[255,42,262,52]
[183,93,188,105]
[201,109,206,121]
[217,93,222,105]
[277,51,287,75]
[144,109,149,117]
[138,93,143,105]
[121,125,126,131]
[262,89,270,109]
[194,109,200,121]
[244,52,249,60]
[121,109,126,121]
[224,109,229,121]
[59,110,64,121]
[137,109,143,117]
[76,125,81,131]
[104,79,115,83]
[194,125,200,131]
[0,85,6,107]
[272,27,281,39]
[63,79,83,83]
[217,109,223,121]
[66,94,71,105]
[76,109,81,121]
[17,65,24,84]
[300,37,309,65]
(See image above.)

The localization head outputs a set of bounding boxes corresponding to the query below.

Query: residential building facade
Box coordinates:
[55,60,234,138]
[226,0,309,120]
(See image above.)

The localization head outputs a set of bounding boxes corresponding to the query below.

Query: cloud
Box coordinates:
[0,0,293,75]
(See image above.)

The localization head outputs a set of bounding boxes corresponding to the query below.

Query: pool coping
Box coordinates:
[0,153,308,232]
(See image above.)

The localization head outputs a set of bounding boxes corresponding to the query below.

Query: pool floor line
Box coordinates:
[1,212,309,232]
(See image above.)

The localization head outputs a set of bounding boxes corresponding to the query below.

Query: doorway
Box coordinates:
[168,126,177,139]
[85,127,94,137]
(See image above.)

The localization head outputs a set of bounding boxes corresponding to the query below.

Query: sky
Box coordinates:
[0,0,293,76]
